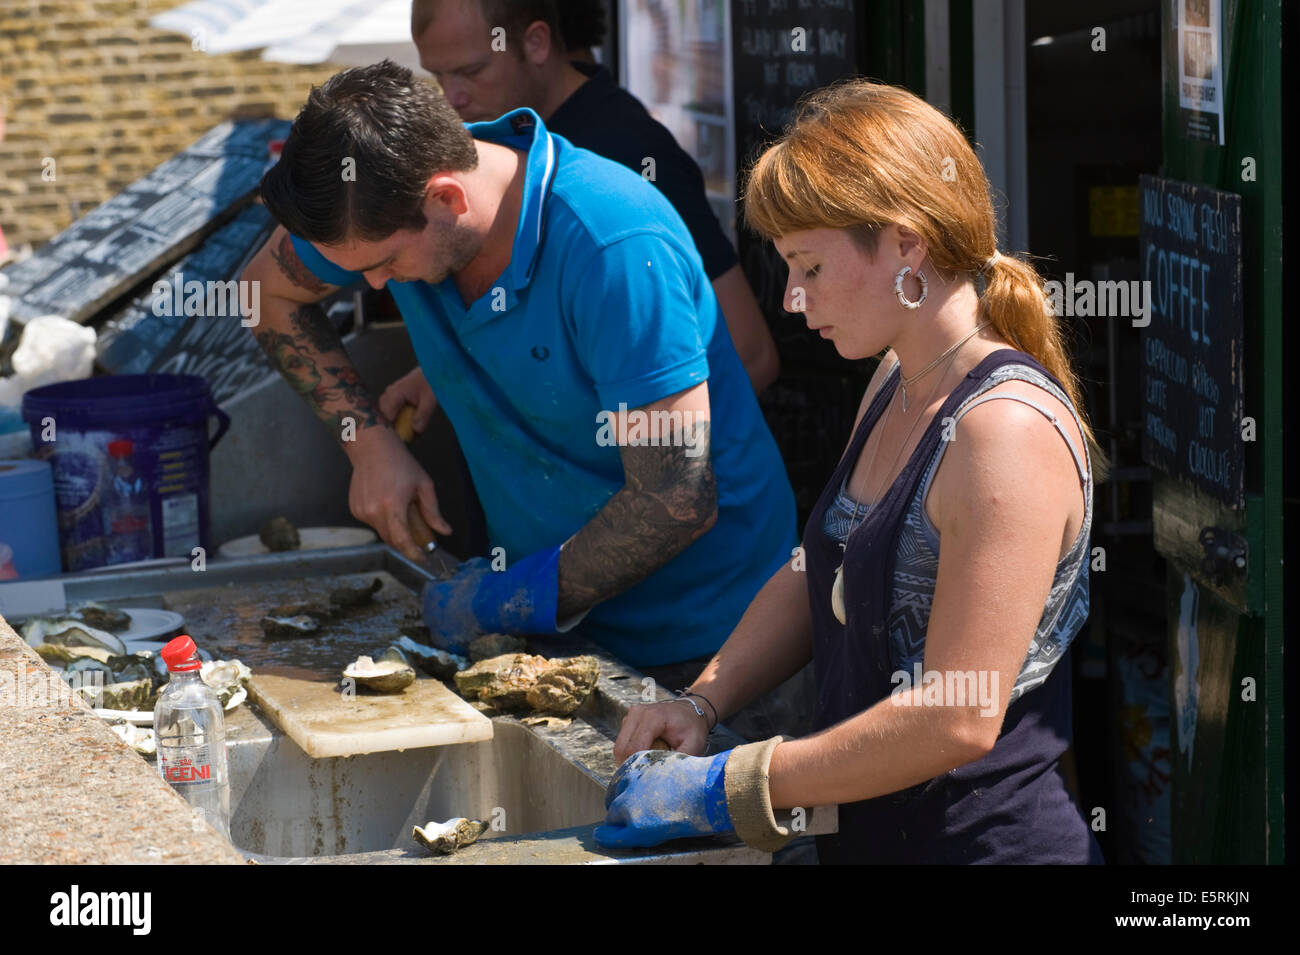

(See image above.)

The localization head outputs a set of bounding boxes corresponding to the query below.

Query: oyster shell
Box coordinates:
[23,618,127,656]
[95,678,154,711]
[525,656,601,716]
[261,614,320,639]
[200,659,252,710]
[33,643,114,666]
[258,516,300,552]
[342,654,416,693]
[109,721,156,757]
[412,817,487,855]
[328,577,382,611]
[396,634,468,681]
[73,603,132,632]
[454,653,600,715]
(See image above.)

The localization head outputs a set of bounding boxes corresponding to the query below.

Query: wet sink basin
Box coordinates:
[228,708,608,859]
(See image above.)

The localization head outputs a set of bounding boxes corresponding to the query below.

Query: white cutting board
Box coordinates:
[246,672,493,759]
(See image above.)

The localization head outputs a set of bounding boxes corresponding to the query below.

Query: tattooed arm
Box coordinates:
[242,226,386,439]
[556,382,718,619]
[240,225,451,558]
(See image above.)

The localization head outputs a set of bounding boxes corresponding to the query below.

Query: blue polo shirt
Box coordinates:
[289,108,795,667]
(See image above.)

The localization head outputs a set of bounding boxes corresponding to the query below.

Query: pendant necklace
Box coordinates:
[831,321,990,625]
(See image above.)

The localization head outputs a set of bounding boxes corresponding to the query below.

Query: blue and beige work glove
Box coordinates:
[420,544,562,655]
[593,737,794,852]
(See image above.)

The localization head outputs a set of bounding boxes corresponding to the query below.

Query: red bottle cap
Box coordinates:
[107,439,134,457]
[160,635,202,672]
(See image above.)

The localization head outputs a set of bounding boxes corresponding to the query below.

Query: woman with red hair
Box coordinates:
[598,79,1107,864]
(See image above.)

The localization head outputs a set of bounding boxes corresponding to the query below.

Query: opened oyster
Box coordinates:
[396,634,468,681]
[342,654,416,693]
[33,643,114,666]
[23,618,127,656]
[109,721,156,757]
[73,603,132,632]
[412,817,487,855]
[261,614,320,639]
[201,659,252,710]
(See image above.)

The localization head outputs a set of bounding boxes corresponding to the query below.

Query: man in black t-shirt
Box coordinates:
[407,0,779,394]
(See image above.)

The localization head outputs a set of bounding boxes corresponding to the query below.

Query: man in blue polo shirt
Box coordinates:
[242,61,794,672]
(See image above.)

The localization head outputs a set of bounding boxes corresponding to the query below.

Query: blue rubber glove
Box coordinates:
[420,545,561,655]
[593,749,735,848]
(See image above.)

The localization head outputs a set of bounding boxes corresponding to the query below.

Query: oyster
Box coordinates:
[258,516,301,552]
[261,614,320,639]
[342,654,416,693]
[525,656,601,716]
[23,618,127,656]
[267,601,334,621]
[109,721,156,757]
[412,817,487,855]
[467,632,527,662]
[63,657,113,681]
[328,577,382,611]
[33,643,114,666]
[200,659,252,710]
[95,678,154,711]
[396,634,468,681]
[73,603,132,632]
[454,653,600,714]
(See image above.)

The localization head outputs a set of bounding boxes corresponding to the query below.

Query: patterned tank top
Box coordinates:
[824,361,1093,701]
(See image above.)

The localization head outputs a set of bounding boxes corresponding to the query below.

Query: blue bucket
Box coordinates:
[22,375,231,572]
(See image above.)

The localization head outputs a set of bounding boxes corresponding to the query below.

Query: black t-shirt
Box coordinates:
[546,62,738,281]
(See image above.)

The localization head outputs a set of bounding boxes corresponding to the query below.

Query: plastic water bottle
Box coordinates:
[154,635,230,839]
[102,439,153,564]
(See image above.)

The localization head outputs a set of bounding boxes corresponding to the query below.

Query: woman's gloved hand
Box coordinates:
[593,750,732,848]
[420,544,561,655]
[593,736,796,853]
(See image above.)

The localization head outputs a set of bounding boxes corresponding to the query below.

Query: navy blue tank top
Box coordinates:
[804,349,1104,864]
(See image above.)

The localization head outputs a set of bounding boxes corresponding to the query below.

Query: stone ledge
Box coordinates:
[0,614,246,865]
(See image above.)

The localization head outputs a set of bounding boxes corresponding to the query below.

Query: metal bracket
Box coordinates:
[1198,526,1247,585]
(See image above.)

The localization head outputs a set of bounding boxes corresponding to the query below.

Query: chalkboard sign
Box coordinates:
[1138,175,1243,508]
[96,204,279,405]
[0,119,289,325]
[731,0,861,372]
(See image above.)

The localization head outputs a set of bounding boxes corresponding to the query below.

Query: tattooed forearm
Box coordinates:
[271,232,335,295]
[254,303,386,439]
[556,421,717,619]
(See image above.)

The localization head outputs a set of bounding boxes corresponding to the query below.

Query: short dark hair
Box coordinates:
[260,60,478,244]
[412,1,561,49]
[480,0,561,44]
[557,0,607,51]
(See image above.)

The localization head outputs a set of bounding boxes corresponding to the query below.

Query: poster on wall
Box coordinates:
[1176,0,1224,144]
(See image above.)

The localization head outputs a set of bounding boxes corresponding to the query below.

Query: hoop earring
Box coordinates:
[895,266,927,310]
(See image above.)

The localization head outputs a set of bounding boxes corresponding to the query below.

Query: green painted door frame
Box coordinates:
[1156,0,1284,863]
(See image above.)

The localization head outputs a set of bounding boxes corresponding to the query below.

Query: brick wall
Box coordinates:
[0,0,341,248]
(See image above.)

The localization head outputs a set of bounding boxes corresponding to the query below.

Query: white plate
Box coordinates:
[113,608,185,643]
[217,526,377,559]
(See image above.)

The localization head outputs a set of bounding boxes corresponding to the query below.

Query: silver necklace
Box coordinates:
[831,324,989,625]
[899,321,991,412]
